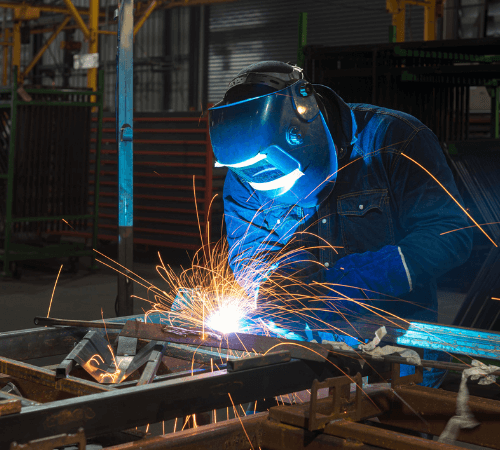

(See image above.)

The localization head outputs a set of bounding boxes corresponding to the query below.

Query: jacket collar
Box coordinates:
[315,85,358,160]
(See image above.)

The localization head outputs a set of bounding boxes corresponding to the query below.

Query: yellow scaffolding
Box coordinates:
[386,0,446,42]
[1,0,234,89]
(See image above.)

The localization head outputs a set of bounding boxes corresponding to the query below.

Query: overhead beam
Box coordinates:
[21,16,71,82]
[134,0,158,38]
[0,2,106,18]
[62,0,90,40]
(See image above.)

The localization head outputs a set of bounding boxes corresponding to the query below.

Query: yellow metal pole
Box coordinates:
[394,1,406,42]
[386,0,406,42]
[88,0,99,102]
[2,28,10,86]
[62,0,90,40]
[134,0,157,38]
[21,16,71,83]
[423,0,436,40]
[12,20,20,81]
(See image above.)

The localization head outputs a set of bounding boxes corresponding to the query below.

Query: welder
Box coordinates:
[208,61,473,388]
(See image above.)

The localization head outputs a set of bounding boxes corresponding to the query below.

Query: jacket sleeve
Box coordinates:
[223,171,320,295]
[293,127,473,306]
[390,127,473,290]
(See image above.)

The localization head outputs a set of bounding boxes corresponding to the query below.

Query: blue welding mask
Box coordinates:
[209,69,337,207]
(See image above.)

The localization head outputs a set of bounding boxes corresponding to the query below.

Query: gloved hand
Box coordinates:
[236,249,321,301]
[324,245,412,298]
[257,245,412,324]
[168,288,199,327]
[309,245,413,319]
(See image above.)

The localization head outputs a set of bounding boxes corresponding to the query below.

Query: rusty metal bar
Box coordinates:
[0,355,111,397]
[34,316,126,330]
[21,16,71,82]
[119,320,331,362]
[0,325,120,361]
[106,413,266,450]
[325,419,459,450]
[0,356,342,445]
[0,399,20,417]
[378,384,500,449]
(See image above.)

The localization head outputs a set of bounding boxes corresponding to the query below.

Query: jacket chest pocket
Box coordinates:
[338,189,395,254]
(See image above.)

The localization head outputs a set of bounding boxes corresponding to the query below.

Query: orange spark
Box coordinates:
[47,265,63,318]
[440,221,500,236]
[401,153,497,247]
[62,219,74,229]
[228,392,254,450]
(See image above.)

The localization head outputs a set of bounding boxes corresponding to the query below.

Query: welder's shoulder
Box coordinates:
[349,103,428,136]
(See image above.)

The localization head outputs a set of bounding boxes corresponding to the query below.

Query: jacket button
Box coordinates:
[322,218,327,224]
[277,219,281,224]
[324,262,330,268]
[359,205,364,210]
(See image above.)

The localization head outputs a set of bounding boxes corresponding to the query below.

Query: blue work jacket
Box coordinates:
[223,86,473,324]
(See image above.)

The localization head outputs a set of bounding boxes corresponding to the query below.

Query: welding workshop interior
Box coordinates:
[1,1,500,450]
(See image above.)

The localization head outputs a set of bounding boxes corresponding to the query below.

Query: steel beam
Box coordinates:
[87,0,99,96]
[133,0,158,38]
[0,355,111,397]
[0,2,106,18]
[119,321,332,362]
[116,0,134,316]
[0,326,120,361]
[0,358,341,447]
[62,0,90,40]
[11,21,20,72]
[21,16,71,82]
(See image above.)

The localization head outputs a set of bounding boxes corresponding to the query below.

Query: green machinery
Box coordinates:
[0,69,104,277]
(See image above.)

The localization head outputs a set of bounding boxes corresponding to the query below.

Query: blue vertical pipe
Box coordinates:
[116,0,134,316]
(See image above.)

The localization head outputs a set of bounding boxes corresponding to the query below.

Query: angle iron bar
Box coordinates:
[0,355,111,397]
[377,384,500,449]
[0,358,342,446]
[0,327,120,361]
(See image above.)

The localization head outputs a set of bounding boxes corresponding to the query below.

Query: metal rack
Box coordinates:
[84,111,213,251]
[0,69,104,277]
[304,38,500,143]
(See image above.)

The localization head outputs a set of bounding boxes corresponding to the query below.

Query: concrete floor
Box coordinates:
[0,246,189,332]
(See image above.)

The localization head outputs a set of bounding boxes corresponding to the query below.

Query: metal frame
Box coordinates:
[0,69,104,276]
[0,0,235,88]
[386,0,445,42]
[1,318,500,449]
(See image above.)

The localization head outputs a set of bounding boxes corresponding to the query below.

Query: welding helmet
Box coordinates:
[209,61,337,207]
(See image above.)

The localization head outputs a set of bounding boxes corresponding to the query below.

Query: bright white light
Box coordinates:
[297,106,307,115]
[249,168,304,192]
[214,153,267,168]
[206,304,245,334]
